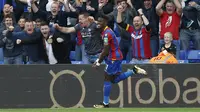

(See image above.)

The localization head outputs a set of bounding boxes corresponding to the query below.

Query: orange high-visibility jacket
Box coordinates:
[149,52,178,64]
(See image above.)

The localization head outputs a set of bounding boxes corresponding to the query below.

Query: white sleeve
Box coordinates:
[27,0,31,7]
[46,1,53,12]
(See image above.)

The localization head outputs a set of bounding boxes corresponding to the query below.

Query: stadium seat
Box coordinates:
[188,50,200,59]
[70,51,76,61]
[178,60,189,64]
[0,48,3,63]
[71,61,83,64]
[187,50,200,63]
[179,50,188,60]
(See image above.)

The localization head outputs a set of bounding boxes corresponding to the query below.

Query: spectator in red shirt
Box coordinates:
[156,0,182,58]
[156,0,182,40]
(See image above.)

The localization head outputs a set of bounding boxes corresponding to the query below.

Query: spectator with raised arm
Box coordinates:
[46,0,71,12]
[75,0,98,17]
[130,0,144,10]
[143,0,159,57]
[156,0,182,58]
[0,4,16,24]
[17,0,48,11]
[99,0,137,62]
[30,0,77,25]
[98,0,113,14]
[6,20,46,64]
[54,12,103,64]
[30,0,78,63]
[0,15,23,64]
[180,0,200,50]
[40,21,71,64]
[117,5,152,64]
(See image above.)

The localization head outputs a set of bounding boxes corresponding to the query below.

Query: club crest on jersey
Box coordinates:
[131,33,143,39]
[104,34,108,45]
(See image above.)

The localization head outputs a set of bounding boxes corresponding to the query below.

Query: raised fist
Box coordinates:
[16,39,22,44]
[138,8,143,15]
[57,37,64,43]
[8,26,14,32]
[53,23,60,29]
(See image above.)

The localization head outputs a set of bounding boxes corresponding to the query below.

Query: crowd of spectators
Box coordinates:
[0,0,199,64]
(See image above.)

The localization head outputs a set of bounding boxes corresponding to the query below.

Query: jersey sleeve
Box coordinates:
[103,33,112,46]
[125,24,134,33]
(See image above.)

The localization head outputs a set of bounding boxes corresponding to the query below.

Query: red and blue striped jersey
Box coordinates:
[102,26,123,60]
[126,24,152,59]
[76,31,83,45]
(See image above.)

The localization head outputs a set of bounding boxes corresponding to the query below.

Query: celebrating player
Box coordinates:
[92,14,147,108]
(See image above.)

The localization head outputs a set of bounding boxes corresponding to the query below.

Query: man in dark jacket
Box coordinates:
[31,0,78,63]
[143,0,159,57]
[180,0,200,50]
[0,14,23,64]
[40,21,71,64]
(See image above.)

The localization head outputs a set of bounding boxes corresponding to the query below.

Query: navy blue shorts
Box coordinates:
[104,59,122,75]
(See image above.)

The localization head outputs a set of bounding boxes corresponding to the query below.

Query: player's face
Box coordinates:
[165,2,176,14]
[133,16,143,30]
[97,17,106,29]
[25,22,34,34]
[78,15,89,27]
[40,25,50,38]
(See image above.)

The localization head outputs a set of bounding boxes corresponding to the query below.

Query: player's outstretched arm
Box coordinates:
[53,24,76,34]
[99,45,110,63]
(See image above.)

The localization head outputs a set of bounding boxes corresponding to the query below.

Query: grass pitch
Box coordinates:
[0,108,200,112]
